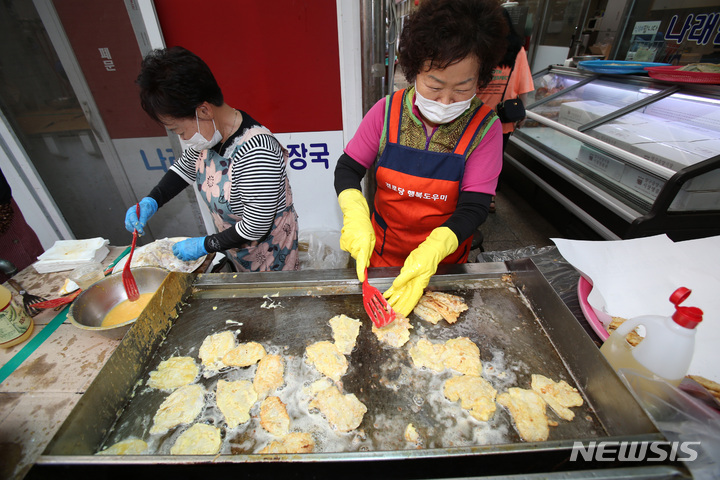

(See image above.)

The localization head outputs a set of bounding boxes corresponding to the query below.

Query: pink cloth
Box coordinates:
[344,93,503,195]
[476,48,535,134]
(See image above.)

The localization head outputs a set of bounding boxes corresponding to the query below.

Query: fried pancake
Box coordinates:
[223,341,267,367]
[443,375,497,421]
[149,384,205,435]
[199,331,236,371]
[254,354,285,398]
[329,314,361,355]
[372,313,413,348]
[305,341,348,382]
[147,356,199,390]
[497,387,549,442]
[309,385,367,432]
[96,438,148,455]
[441,337,482,376]
[260,396,290,436]
[216,379,258,429]
[170,423,222,455]
[531,374,583,421]
[414,291,468,324]
[409,338,446,372]
[258,432,315,454]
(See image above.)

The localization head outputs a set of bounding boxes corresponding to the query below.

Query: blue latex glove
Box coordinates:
[172,237,208,261]
[124,197,158,235]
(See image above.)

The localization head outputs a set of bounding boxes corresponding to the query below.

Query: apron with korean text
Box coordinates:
[195,127,299,272]
[370,89,494,267]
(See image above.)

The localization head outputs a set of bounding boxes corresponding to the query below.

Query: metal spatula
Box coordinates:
[362,268,396,328]
[122,203,140,302]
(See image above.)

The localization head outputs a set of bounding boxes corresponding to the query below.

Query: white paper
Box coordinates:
[553,235,720,383]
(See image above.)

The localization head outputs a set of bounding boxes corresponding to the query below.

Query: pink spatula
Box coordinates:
[362,268,396,327]
[122,203,140,302]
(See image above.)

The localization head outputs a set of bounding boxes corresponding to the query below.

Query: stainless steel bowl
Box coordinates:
[68,267,168,339]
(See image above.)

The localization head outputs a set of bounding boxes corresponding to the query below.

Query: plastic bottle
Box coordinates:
[600,287,703,387]
[0,283,34,348]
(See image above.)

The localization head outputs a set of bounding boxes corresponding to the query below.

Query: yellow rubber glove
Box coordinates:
[383,227,458,317]
[338,189,375,282]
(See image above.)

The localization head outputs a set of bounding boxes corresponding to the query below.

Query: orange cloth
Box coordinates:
[476,47,534,134]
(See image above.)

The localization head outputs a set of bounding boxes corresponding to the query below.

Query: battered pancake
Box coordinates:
[96,438,148,455]
[414,291,468,324]
[258,432,315,454]
[305,341,348,382]
[372,313,412,348]
[149,384,205,435]
[409,338,446,372]
[216,379,258,429]
[497,387,549,442]
[253,354,285,398]
[147,356,199,390]
[309,385,367,432]
[259,396,290,436]
[223,341,267,367]
[441,337,482,376]
[329,314,361,355]
[443,375,497,421]
[198,331,236,371]
[170,423,222,455]
[404,423,421,445]
[530,374,583,421]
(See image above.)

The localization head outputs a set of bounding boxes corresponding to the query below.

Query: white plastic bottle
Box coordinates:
[600,287,703,387]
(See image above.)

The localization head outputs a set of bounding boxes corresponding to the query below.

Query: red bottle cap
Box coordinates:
[670,287,703,329]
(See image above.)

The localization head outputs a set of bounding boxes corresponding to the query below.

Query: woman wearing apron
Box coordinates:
[334,0,507,315]
[125,47,298,272]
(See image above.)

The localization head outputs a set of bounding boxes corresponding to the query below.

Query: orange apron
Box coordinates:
[370,89,493,267]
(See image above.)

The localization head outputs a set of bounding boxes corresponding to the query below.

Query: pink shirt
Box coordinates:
[344,93,503,195]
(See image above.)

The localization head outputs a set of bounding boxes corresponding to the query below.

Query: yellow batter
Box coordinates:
[147,356,199,390]
[96,438,148,455]
[309,385,367,432]
[329,314,361,355]
[305,341,348,382]
[216,379,258,429]
[149,384,205,435]
[102,292,154,327]
[170,423,222,455]
[199,331,236,371]
[443,375,497,422]
[258,432,315,454]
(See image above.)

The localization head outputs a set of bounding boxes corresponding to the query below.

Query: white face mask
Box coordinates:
[414,84,473,124]
[183,112,222,150]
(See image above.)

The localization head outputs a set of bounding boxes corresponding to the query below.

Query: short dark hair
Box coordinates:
[137,46,223,123]
[397,0,508,89]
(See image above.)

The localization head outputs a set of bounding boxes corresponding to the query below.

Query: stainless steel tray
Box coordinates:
[35,260,685,478]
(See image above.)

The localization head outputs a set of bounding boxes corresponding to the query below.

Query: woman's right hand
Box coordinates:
[124,197,158,235]
[337,189,375,282]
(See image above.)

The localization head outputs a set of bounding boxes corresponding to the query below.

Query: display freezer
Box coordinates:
[506,65,720,240]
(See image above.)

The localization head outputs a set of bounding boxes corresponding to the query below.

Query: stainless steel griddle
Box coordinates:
[34,259,688,479]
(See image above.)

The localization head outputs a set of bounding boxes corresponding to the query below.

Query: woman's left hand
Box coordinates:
[172,237,208,261]
[383,227,458,317]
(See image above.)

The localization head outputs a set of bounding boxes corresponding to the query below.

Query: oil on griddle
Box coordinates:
[100,279,603,455]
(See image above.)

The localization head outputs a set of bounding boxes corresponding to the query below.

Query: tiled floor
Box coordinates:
[467,178,564,262]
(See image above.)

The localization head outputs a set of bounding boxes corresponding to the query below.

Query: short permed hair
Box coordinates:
[398,0,508,89]
[137,46,223,123]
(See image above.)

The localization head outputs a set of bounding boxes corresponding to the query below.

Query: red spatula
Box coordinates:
[362,268,396,328]
[122,203,140,302]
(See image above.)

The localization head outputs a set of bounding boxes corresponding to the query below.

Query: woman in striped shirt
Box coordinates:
[125,47,298,272]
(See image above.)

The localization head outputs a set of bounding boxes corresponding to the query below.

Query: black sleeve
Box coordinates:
[334,153,367,195]
[442,191,492,243]
[0,168,11,204]
[204,227,250,253]
[147,170,189,208]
